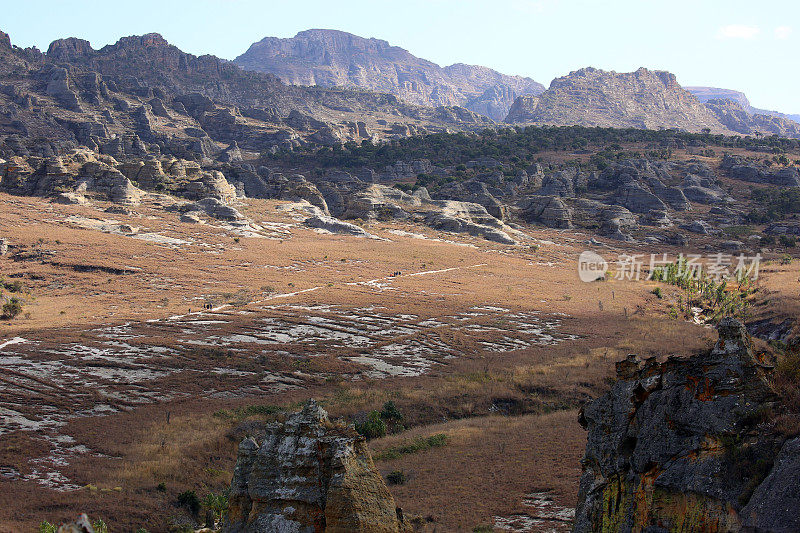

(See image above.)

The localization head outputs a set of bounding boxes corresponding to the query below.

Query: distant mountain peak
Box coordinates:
[233,29,544,120]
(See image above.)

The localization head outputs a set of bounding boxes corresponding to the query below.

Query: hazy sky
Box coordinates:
[3,0,797,113]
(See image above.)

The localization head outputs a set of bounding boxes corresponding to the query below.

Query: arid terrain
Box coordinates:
[1,17,799,532]
[1,150,798,530]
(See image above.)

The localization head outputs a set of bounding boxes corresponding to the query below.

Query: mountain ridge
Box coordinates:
[233,28,544,120]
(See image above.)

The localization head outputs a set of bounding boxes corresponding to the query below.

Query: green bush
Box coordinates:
[651,287,663,299]
[39,523,57,533]
[202,491,229,524]
[177,490,201,516]
[355,411,387,440]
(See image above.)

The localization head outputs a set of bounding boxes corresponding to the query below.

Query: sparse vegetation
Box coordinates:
[650,257,754,322]
[650,287,663,299]
[202,491,229,525]
[1,297,23,319]
[375,433,449,460]
[177,490,201,516]
[386,470,406,485]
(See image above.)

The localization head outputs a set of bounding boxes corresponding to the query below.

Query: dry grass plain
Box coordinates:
[0,188,795,532]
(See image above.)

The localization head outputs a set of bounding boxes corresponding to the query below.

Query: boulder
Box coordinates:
[181,170,237,202]
[681,220,712,234]
[617,182,667,213]
[425,213,516,244]
[521,195,572,228]
[224,400,408,533]
[53,191,88,205]
[55,514,94,533]
[342,184,420,221]
[188,197,244,221]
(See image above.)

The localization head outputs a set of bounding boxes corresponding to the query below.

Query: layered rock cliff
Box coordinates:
[574,318,800,532]
[505,67,729,133]
[224,399,408,532]
[233,29,544,120]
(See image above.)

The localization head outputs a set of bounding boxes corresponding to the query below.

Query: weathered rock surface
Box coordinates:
[506,67,729,133]
[721,153,800,187]
[520,195,573,229]
[574,319,787,532]
[304,214,374,238]
[224,399,408,532]
[187,197,245,221]
[705,98,800,139]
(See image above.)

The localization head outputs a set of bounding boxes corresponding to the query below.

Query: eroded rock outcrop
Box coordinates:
[574,319,797,532]
[224,400,408,533]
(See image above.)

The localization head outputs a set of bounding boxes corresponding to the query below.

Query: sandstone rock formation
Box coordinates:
[505,67,729,133]
[233,29,544,120]
[224,399,408,533]
[574,318,798,532]
[304,214,375,238]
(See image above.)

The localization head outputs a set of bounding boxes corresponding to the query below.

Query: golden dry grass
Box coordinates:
[0,179,795,531]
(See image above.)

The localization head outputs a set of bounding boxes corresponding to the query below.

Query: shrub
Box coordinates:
[177,490,201,516]
[779,235,797,248]
[1,297,23,319]
[355,411,386,440]
[651,287,663,299]
[380,401,404,432]
[386,470,406,485]
[39,523,57,533]
[202,492,229,524]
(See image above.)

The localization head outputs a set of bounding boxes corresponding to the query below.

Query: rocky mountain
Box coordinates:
[687,86,800,123]
[505,67,730,133]
[0,28,492,159]
[575,318,798,532]
[233,29,544,120]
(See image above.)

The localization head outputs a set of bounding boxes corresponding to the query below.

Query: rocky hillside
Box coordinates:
[225,399,409,532]
[505,67,730,133]
[575,318,799,532]
[687,86,800,123]
[0,28,492,159]
[705,98,800,138]
[233,29,544,120]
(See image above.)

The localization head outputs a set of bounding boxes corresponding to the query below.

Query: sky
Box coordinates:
[2,0,798,113]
